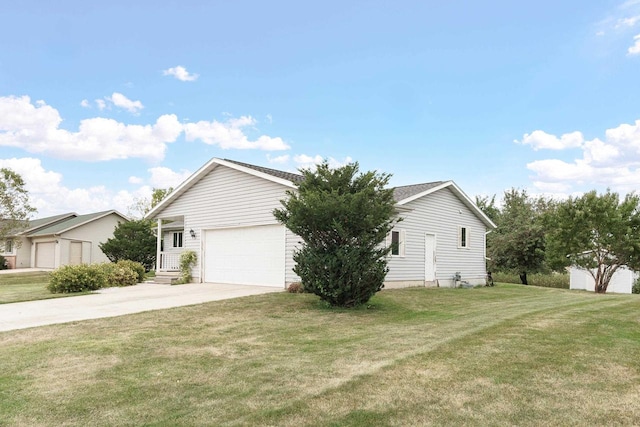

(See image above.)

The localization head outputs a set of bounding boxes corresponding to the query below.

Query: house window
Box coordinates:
[173,232,183,248]
[388,230,406,257]
[459,226,469,248]
[3,240,13,254]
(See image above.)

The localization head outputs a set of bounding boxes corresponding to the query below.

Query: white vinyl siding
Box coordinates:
[386,188,487,286]
[156,165,294,285]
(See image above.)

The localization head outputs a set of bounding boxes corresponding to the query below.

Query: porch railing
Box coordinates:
[159,252,181,271]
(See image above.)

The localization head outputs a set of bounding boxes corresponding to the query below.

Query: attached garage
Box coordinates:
[204,225,286,287]
[35,242,56,269]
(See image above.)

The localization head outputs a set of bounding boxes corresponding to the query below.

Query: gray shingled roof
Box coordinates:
[223,159,304,183]
[225,159,443,202]
[27,210,123,236]
[392,182,445,202]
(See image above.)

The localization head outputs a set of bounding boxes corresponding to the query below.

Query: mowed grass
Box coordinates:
[1,284,639,426]
[0,272,76,304]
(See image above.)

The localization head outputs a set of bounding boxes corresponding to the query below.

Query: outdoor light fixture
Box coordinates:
[189,229,196,238]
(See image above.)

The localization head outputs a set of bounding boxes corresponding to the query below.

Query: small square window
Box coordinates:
[173,232,183,248]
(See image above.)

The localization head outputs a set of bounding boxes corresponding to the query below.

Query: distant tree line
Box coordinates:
[477,189,640,293]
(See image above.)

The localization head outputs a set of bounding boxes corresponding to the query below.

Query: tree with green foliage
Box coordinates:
[274,161,399,307]
[128,187,173,219]
[546,190,640,293]
[475,194,500,223]
[487,189,547,285]
[0,168,36,245]
[99,220,157,271]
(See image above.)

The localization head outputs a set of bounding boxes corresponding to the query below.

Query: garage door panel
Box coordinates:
[36,242,55,269]
[204,225,285,287]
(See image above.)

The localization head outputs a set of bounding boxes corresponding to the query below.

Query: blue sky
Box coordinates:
[1,0,639,217]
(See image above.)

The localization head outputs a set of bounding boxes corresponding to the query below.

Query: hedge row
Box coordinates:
[47,260,146,294]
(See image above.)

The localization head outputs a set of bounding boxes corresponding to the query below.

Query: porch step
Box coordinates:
[152,272,181,285]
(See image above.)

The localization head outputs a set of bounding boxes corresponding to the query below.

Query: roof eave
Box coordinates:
[145,158,297,219]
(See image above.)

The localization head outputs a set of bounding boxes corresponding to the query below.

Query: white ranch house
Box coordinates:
[146,158,496,288]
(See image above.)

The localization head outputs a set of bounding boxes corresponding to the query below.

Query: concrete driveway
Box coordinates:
[0,282,282,332]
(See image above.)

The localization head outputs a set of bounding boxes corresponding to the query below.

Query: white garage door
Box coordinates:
[35,242,56,269]
[204,225,285,287]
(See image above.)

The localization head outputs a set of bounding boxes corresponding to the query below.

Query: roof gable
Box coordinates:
[395,181,496,229]
[146,158,299,219]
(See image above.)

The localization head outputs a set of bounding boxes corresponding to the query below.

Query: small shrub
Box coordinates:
[178,250,197,284]
[96,263,138,287]
[0,255,7,270]
[287,282,304,293]
[116,260,145,283]
[48,264,106,293]
[633,277,640,294]
[492,272,569,289]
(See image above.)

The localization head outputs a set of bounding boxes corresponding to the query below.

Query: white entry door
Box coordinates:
[425,233,436,282]
[69,242,83,265]
[204,225,285,287]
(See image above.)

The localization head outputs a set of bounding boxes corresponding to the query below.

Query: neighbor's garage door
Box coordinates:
[204,225,285,287]
[35,242,55,269]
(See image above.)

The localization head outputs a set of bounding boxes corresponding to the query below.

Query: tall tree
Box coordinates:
[274,161,399,307]
[99,220,157,270]
[0,168,36,242]
[475,194,500,223]
[546,190,640,293]
[488,189,546,285]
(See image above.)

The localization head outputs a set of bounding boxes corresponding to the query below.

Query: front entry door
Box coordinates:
[425,234,436,282]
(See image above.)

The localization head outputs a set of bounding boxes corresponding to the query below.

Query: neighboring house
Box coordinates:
[0,210,128,269]
[145,158,496,289]
[570,266,637,294]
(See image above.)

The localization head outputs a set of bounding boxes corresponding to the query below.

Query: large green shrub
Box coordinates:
[633,277,640,294]
[99,220,156,271]
[48,264,106,293]
[0,255,7,270]
[116,260,145,283]
[274,161,399,308]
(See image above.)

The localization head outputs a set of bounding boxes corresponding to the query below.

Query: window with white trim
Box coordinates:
[387,230,406,257]
[173,232,183,248]
[2,240,13,254]
[458,226,469,248]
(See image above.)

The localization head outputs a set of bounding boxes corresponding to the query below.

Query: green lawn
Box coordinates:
[0,284,638,426]
[0,272,76,304]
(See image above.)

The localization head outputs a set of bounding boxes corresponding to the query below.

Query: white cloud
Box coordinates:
[0,157,151,217]
[147,166,192,188]
[617,15,640,27]
[267,154,290,164]
[293,154,353,170]
[108,92,144,114]
[128,176,143,184]
[184,115,289,151]
[95,99,107,110]
[523,119,640,194]
[80,99,90,108]
[628,34,640,54]
[0,95,182,162]
[517,130,584,150]
[163,65,199,82]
